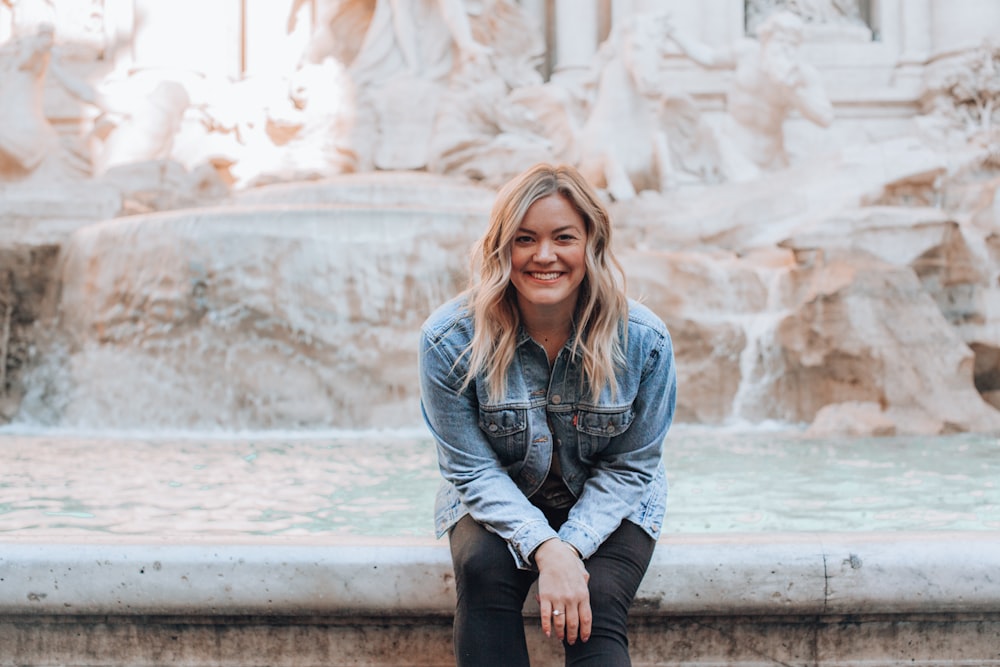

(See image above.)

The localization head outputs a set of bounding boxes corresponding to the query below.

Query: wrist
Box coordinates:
[561,540,582,559]
[532,537,562,567]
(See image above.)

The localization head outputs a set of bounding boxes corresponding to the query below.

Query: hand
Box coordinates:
[534,539,592,644]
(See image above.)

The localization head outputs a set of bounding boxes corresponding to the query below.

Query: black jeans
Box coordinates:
[448,511,656,667]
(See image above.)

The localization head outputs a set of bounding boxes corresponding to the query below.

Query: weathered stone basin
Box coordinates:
[1,427,998,666]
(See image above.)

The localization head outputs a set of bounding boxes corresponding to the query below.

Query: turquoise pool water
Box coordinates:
[1,426,997,538]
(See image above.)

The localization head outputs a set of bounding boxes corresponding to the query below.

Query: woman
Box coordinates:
[419,163,676,666]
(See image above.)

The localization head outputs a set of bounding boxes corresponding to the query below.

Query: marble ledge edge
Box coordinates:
[1,531,997,618]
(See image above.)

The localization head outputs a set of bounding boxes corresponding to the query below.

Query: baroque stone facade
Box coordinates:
[1,1,999,435]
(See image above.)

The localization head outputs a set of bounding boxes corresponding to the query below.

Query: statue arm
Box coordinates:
[668,30,736,69]
[48,59,109,111]
[435,0,489,59]
[287,0,309,33]
[792,65,835,127]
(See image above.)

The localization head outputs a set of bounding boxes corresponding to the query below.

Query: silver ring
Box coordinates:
[552,610,562,616]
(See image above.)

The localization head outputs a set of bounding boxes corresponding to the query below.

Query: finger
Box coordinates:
[579,599,594,643]
[539,600,552,638]
[551,606,566,640]
[564,606,581,645]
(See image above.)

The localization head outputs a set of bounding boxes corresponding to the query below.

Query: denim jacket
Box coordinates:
[419,296,676,570]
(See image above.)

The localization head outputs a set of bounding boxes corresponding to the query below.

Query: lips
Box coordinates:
[529,272,562,281]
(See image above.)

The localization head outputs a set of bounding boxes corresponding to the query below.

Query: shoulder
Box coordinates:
[421,294,475,346]
[625,299,669,340]
[623,299,672,366]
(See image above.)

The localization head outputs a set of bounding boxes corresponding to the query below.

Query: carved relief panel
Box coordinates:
[745,0,873,40]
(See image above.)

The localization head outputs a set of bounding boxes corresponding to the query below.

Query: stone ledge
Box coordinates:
[2,532,997,618]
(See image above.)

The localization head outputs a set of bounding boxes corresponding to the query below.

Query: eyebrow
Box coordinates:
[516,225,581,235]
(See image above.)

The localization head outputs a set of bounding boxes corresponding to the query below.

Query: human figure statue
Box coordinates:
[287,0,489,83]
[286,0,375,67]
[668,10,834,180]
[0,22,58,177]
[425,0,555,185]
[91,79,192,176]
[347,0,490,86]
[287,0,491,170]
[0,21,103,180]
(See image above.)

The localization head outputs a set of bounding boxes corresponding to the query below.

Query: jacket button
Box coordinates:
[551,395,562,405]
[488,423,498,432]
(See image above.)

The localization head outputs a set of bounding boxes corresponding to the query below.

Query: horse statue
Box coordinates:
[576,12,684,201]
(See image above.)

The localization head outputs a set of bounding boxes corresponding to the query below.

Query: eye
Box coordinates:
[514,234,534,244]
[557,233,580,242]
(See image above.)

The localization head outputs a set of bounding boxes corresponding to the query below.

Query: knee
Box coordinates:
[587,572,632,617]
[450,519,517,590]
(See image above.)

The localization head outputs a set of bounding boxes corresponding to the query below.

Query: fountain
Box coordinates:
[1,1,999,665]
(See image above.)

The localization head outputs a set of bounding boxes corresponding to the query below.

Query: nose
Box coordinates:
[534,240,556,263]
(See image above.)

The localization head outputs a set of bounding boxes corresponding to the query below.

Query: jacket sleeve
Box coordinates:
[419,329,559,569]
[558,329,676,558]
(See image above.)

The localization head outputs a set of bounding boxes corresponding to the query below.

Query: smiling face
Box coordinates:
[509,193,588,321]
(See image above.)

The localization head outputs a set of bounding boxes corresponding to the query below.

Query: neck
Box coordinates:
[523,320,572,342]
[518,299,575,339]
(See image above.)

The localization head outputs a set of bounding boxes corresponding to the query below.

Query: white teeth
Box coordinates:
[531,272,560,280]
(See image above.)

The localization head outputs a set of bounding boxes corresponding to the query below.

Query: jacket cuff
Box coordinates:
[557,520,602,560]
[507,520,559,570]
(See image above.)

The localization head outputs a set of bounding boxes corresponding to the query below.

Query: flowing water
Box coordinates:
[2,425,997,539]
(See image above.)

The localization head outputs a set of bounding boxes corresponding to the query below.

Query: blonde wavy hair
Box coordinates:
[462,163,629,403]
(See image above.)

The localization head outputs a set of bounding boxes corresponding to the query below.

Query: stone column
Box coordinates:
[929,0,1000,60]
[552,0,600,75]
[518,0,549,75]
[610,0,634,28]
[896,0,934,65]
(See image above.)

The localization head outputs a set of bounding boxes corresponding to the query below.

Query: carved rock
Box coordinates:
[770,248,1000,434]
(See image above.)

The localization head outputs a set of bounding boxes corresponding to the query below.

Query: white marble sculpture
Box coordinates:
[0,23,59,178]
[923,42,1000,139]
[182,61,357,188]
[275,59,358,179]
[287,0,544,177]
[574,12,680,200]
[91,79,191,176]
[425,0,555,185]
[344,0,491,170]
[0,21,104,181]
[287,0,375,68]
[668,10,835,180]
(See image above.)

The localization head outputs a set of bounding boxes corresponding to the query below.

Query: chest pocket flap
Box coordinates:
[478,407,528,463]
[575,408,634,437]
[479,408,526,436]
